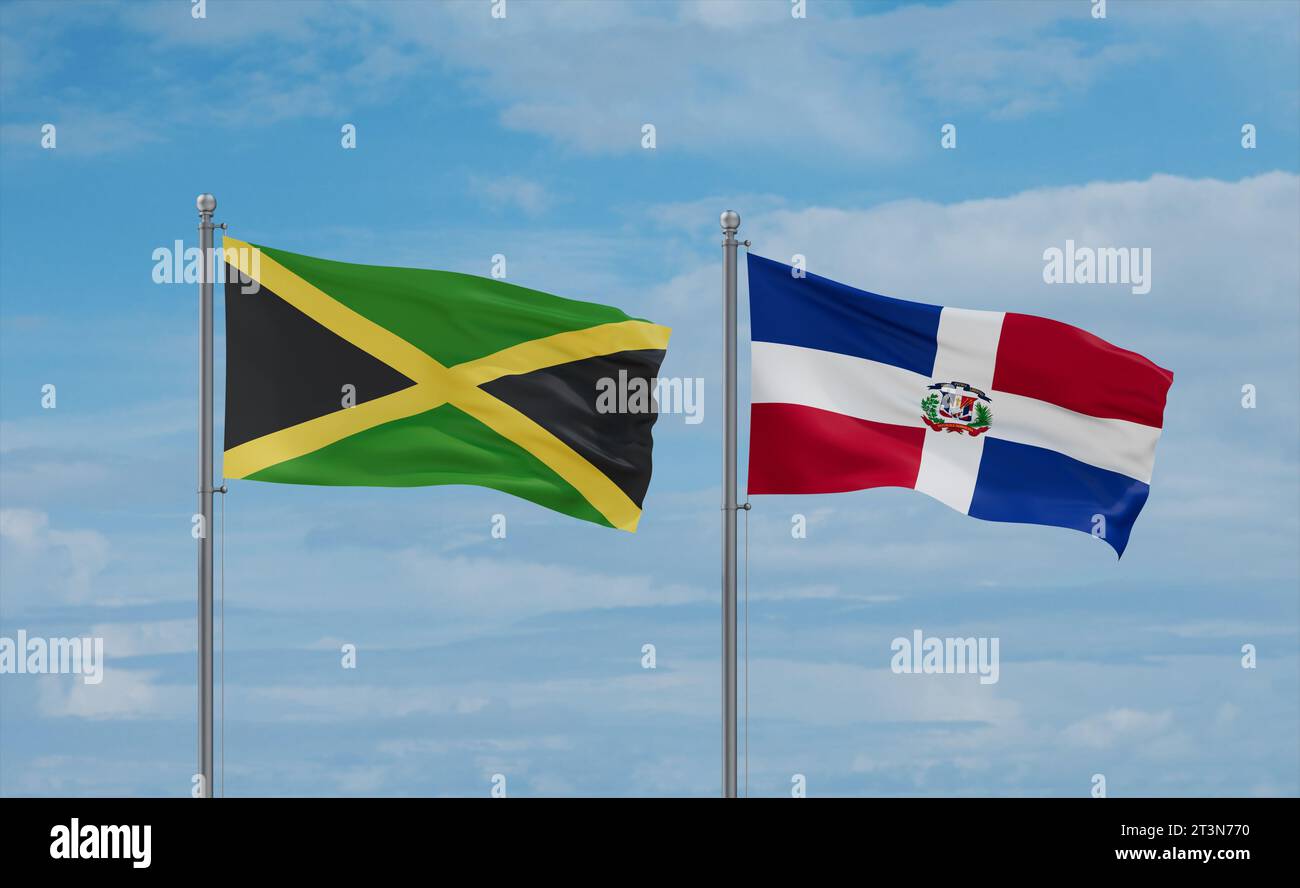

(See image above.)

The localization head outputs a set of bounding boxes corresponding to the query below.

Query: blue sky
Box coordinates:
[1,0,1297,797]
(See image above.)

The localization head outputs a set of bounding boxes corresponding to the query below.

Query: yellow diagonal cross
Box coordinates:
[221,237,670,531]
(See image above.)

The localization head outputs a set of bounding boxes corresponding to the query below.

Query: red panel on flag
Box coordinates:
[747,403,925,495]
[992,313,1173,428]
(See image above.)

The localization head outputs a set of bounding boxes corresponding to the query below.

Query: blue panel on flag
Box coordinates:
[747,253,941,377]
[969,437,1150,556]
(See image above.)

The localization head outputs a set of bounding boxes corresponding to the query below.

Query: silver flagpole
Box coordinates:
[196,193,216,798]
[720,210,741,798]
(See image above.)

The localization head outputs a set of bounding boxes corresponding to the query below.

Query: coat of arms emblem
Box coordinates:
[921,381,993,436]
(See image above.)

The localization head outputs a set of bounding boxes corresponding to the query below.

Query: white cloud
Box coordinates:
[277,0,1287,158]
[1149,621,1298,640]
[740,172,1299,328]
[38,668,184,720]
[4,0,1294,161]
[394,549,707,620]
[0,108,163,157]
[0,397,194,455]
[0,1,1153,158]
[1062,707,1175,750]
[0,508,110,604]
[90,619,194,658]
[470,175,553,216]
[750,658,1020,727]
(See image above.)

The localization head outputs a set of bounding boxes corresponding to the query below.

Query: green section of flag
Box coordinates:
[257,244,639,366]
[247,403,611,527]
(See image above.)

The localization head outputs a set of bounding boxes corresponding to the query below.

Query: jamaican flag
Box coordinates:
[222,237,670,531]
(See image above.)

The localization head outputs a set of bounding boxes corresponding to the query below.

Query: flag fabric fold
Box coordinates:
[746,253,1172,556]
[222,237,670,531]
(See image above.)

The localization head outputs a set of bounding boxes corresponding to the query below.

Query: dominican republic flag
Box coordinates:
[747,254,1173,556]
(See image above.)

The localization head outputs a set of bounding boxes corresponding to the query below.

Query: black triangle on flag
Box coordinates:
[223,269,416,450]
[480,349,666,508]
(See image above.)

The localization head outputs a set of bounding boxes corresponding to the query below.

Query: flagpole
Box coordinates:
[196,193,216,798]
[721,210,741,798]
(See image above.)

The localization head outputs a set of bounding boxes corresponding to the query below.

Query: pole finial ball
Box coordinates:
[196,193,217,213]
[720,210,740,231]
